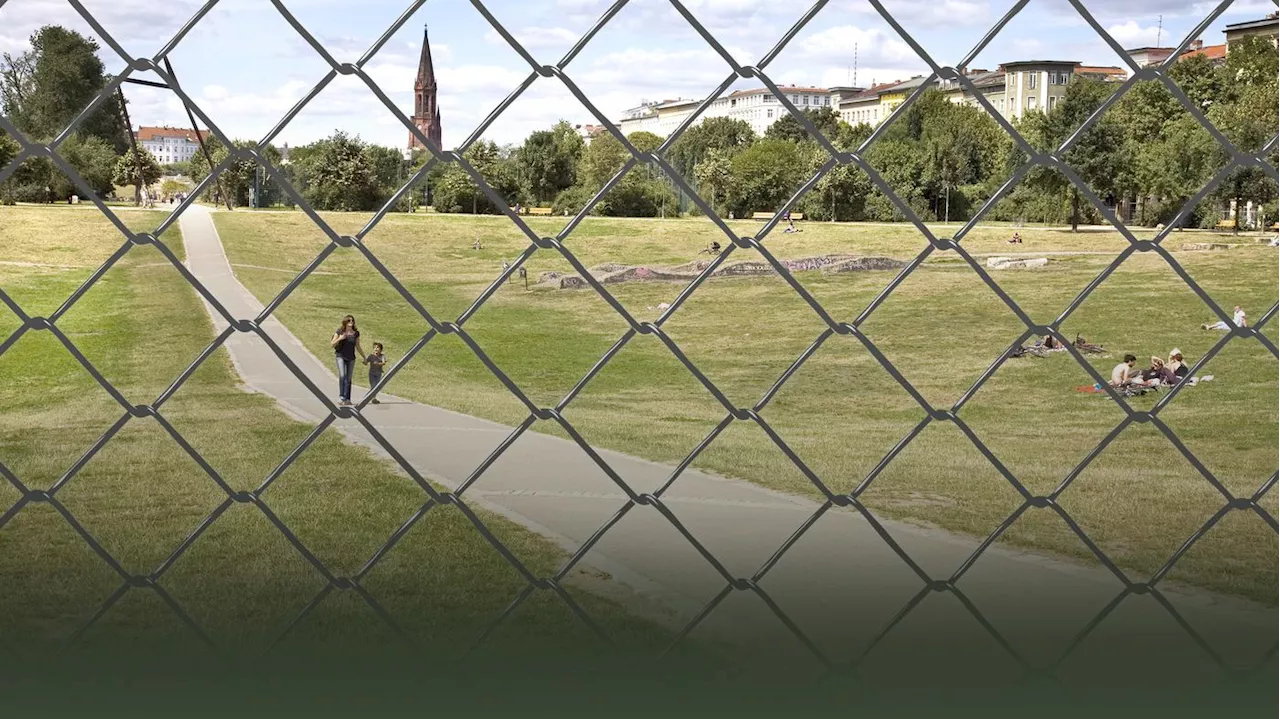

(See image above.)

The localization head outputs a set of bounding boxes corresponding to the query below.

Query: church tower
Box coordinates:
[410,25,442,151]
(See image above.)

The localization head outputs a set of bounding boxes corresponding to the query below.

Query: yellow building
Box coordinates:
[877,76,927,118]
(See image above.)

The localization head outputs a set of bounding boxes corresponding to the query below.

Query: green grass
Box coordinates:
[213,210,1277,603]
[0,205,712,674]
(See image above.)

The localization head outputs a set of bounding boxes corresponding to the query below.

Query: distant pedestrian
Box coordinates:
[330,314,367,406]
[363,342,387,404]
[783,209,797,233]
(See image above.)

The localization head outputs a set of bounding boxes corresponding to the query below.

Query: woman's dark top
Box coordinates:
[1173,364,1189,378]
[334,328,359,360]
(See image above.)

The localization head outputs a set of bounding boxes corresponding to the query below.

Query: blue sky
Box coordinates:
[1,0,1273,149]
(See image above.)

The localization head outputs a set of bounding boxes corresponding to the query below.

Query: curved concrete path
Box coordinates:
[179,204,1272,681]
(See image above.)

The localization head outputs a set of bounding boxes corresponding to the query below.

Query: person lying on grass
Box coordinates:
[1203,306,1247,331]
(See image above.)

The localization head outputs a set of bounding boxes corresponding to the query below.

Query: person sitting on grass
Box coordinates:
[1140,356,1177,386]
[363,342,387,405]
[1008,232,1023,245]
[1109,354,1139,387]
[1203,306,1247,331]
[1167,348,1190,378]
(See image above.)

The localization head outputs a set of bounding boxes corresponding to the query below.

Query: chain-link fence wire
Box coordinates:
[0,0,1276,680]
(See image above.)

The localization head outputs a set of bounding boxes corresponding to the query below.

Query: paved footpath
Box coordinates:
[179,204,1271,680]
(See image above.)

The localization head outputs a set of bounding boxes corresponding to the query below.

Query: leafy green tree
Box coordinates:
[517,120,584,203]
[363,143,407,197]
[1208,37,1279,231]
[725,138,805,217]
[431,140,523,213]
[798,139,871,222]
[626,131,663,154]
[1,26,129,152]
[765,106,841,144]
[296,132,383,212]
[666,116,755,179]
[1167,54,1224,113]
[1020,78,1125,231]
[57,133,117,197]
[597,172,676,217]
[188,137,283,208]
[578,131,629,190]
[112,146,163,198]
[865,138,927,219]
[0,129,21,171]
[693,148,734,217]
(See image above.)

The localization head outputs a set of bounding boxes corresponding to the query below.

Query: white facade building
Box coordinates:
[617,86,840,139]
[135,126,207,165]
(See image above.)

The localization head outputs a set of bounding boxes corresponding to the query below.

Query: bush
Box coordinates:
[597,174,678,218]
[551,185,596,217]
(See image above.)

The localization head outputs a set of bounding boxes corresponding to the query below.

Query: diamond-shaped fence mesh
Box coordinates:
[0,0,1276,687]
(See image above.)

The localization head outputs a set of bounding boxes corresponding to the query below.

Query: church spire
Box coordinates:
[410,23,442,150]
[416,24,436,90]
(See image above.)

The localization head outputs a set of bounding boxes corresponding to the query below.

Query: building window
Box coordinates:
[1027,72,1038,89]
[803,95,809,105]
[1027,96,1038,111]
[767,109,773,118]
[1048,95,1058,111]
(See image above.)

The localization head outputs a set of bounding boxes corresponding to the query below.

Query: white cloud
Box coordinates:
[485,25,582,52]
[1105,20,1163,47]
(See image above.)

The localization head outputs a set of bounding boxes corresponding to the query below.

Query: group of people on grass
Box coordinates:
[1107,305,1248,391]
[1109,349,1191,389]
[330,314,388,407]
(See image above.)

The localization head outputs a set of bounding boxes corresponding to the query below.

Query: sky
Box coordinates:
[0,0,1274,150]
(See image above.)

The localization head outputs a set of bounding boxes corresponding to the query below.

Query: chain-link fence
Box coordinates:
[0,0,1276,692]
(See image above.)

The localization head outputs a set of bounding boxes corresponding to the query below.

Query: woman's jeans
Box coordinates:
[336,356,355,401]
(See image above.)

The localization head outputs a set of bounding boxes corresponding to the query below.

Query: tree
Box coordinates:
[431,140,522,214]
[517,120,584,203]
[112,146,163,200]
[626,131,663,154]
[1021,77,1125,231]
[725,138,805,217]
[296,132,382,212]
[1,26,129,152]
[798,140,871,222]
[57,133,117,198]
[597,172,676,217]
[1167,54,1224,113]
[364,143,407,197]
[666,116,755,179]
[0,129,19,171]
[188,137,283,208]
[765,106,841,144]
[693,149,734,217]
[577,131,629,190]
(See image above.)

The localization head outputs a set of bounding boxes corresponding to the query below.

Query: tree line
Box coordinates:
[3,24,1275,229]
[407,34,1276,230]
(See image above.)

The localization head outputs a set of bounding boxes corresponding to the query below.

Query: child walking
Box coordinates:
[364,342,387,404]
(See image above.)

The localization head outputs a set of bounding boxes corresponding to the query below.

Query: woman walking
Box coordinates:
[331,314,367,406]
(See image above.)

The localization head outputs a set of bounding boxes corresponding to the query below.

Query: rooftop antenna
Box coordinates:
[1156,15,1162,47]
[853,42,859,86]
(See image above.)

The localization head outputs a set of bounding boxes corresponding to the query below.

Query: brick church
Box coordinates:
[409,25,442,151]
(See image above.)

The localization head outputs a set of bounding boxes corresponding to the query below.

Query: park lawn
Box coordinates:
[0,205,710,675]
[214,210,1278,604]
